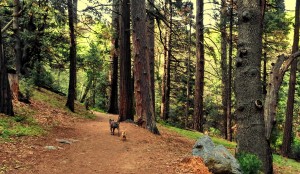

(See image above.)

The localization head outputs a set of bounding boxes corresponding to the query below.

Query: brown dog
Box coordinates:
[121,131,126,141]
[109,119,120,136]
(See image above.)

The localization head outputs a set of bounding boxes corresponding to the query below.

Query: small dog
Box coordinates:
[109,119,120,136]
[121,131,126,141]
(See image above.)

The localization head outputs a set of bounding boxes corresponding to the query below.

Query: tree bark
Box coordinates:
[65,0,77,112]
[131,0,159,134]
[12,0,21,100]
[119,0,133,121]
[107,0,119,114]
[147,0,155,119]
[185,21,192,128]
[281,0,300,157]
[220,0,228,139]
[235,0,272,173]
[0,22,14,116]
[193,0,204,132]
[227,0,233,141]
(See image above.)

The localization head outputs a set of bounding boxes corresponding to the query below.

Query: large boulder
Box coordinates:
[192,135,242,174]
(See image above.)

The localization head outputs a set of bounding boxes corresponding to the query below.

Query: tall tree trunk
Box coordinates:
[193,0,204,132]
[160,0,171,121]
[12,0,21,100]
[131,0,159,134]
[227,0,233,141]
[119,0,133,121]
[108,0,119,114]
[147,0,155,119]
[220,0,228,139]
[66,0,77,112]
[73,0,78,99]
[0,23,14,116]
[235,0,272,173]
[281,0,300,157]
[185,21,192,128]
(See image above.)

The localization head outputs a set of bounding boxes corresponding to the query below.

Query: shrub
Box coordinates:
[19,76,34,100]
[237,152,262,174]
[292,138,300,160]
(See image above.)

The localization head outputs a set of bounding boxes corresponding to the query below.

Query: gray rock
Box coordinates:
[192,135,242,174]
[44,146,57,150]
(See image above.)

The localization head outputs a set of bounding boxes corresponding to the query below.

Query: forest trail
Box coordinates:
[3,112,210,174]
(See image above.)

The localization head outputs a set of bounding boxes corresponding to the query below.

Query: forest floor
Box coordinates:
[1,88,299,174]
[0,106,210,174]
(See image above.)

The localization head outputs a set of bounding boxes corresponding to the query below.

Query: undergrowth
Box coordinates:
[1,87,96,141]
[0,114,44,140]
[160,123,300,174]
[32,88,96,119]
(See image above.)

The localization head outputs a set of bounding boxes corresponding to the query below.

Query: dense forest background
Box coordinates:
[0,0,299,173]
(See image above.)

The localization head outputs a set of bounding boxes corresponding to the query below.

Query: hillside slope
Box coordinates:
[0,88,210,174]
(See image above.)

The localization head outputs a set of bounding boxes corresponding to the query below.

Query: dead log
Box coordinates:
[264,51,300,140]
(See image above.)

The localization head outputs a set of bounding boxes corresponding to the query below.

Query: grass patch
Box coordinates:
[32,88,65,108]
[273,154,300,174]
[32,88,96,120]
[0,115,44,140]
[160,123,236,148]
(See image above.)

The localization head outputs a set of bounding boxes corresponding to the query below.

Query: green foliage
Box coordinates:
[0,115,44,139]
[19,76,35,100]
[208,127,222,137]
[292,137,300,160]
[237,152,262,174]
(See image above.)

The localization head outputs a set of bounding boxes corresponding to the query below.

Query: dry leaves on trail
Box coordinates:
[176,156,211,174]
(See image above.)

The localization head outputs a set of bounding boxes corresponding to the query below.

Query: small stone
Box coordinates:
[44,146,57,150]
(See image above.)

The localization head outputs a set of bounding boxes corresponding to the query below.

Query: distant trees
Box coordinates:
[107,0,119,114]
[281,0,300,157]
[235,0,273,173]
[160,0,172,121]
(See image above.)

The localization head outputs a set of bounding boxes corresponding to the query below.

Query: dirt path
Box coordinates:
[7,112,202,174]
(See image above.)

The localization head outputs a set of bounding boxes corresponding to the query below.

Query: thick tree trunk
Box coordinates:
[107,0,119,114]
[160,0,171,121]
[193,0,204,132]
[147,0,155,119]
[119,0,133,121]
[220,0,228,139]
[66,0,77,112]
[281,0,300,157]
[0,23,14,116]
[235,0,272,173]
[131,0,159,134]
